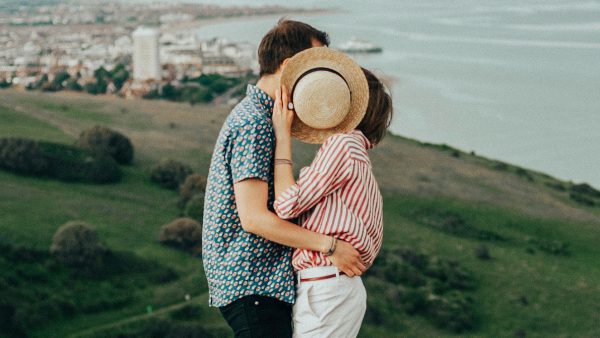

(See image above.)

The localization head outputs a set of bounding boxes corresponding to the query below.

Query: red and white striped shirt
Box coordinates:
[274,129,384,271]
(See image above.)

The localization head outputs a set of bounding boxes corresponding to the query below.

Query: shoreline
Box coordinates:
[162,7,338,34]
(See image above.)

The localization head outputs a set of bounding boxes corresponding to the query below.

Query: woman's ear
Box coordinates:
[278,58,291,72]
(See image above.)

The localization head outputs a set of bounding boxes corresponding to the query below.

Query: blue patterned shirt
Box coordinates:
[202,84,295,307]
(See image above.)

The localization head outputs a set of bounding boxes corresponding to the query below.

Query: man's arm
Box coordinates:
[234,178,366,277]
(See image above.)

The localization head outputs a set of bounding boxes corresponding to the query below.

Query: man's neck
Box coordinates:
[255,73,280,102]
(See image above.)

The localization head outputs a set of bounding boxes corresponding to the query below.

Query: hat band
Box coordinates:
[290,67,351,101]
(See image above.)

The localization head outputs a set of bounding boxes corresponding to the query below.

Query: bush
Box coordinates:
[415,211,505,242]
[170,304,202,320]
[143,319,216,338]
[76,125,134,165]
[569,192,595,206]
[178,173,207,208]
[426,291,477,332]
[570,183,600,198]
[151,159,193,190]
[39,141,121,183]
[50,221,107,269]
[184,194,205,223]
[0,138,48,175]
[526,237,569,256]
[0,137,121,183]
[364,247,478,333]
[159,218,202,252]
[474,244,491,260]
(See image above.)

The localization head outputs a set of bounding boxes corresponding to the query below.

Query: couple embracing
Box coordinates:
[202,19,393,338]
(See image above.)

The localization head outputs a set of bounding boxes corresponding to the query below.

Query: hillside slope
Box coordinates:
[0,89,598,338]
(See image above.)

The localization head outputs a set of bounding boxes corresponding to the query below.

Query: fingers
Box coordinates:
[281,85,289,113]
[357,260,367,273]
[274,88,281,112]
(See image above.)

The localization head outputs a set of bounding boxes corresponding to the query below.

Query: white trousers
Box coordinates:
[293,266,367,338]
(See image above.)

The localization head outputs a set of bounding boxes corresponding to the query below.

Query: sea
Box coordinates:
[137,0,600,187]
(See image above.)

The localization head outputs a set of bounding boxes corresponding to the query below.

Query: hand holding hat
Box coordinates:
[280,47,369,144]
[272,84,295,142]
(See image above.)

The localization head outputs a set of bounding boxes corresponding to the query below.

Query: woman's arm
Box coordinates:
[272,86,296,198]
[272,85,355,220]
[274,136,353,219]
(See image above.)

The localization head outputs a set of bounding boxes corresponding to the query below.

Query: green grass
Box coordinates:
[1,92,599,337]
[0,104,73,143]
[366,195,600,337]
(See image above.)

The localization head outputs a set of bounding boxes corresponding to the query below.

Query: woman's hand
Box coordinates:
[273,84,294,141]
[328,239,366,277]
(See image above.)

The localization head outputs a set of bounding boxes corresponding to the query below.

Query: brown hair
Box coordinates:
[357,68,393,145]
[258,19,329,77]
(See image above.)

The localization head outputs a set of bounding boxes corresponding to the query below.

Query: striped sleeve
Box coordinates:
[274,135,354,220]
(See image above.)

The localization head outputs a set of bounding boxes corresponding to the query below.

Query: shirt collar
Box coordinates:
[246,84,274,115]
[352,129,375,149]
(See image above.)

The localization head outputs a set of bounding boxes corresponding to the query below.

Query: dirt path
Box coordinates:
[1,101,82,138]
[66,294,205,338]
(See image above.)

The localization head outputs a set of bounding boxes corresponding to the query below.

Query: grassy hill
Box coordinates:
[0,88,599,338]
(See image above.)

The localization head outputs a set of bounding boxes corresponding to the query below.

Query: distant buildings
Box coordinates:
[132,27,161,81]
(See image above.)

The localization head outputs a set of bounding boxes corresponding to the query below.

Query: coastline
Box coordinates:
[162,7,338,34]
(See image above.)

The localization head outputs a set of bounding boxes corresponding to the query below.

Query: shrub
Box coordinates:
[515,167,534,181]
[38,141,121,183]
[0,138,121,183]
[569,192,595,206]
[159,218,202,252]
[178,173,207,208]
[0,138,48,175]
[474,244,491,260]
[415,211,505,242]
[526,237,569,256]
[184,194,205,223]
[170,304,202,320]
[365,247,478,333]
[570,183,600,198]
[50,221,107,269]
[426,291,477,332]
[151,159,193,190]
[143,319,216,338]
[76,125,134,165]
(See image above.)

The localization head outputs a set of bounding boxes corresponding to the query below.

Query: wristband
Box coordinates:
[323,237,337,257]
[275,158,293,166]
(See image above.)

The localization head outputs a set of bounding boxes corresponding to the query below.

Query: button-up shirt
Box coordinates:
[274,130,384,271]
[202,85,295,307]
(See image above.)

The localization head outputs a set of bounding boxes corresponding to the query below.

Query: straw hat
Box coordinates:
[280,47,369,144]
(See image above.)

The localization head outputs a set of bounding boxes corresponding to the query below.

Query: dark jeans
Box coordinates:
[219,295,293,338]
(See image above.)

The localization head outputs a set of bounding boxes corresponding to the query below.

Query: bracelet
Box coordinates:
[275,158,293,166]
[323,237,337,257]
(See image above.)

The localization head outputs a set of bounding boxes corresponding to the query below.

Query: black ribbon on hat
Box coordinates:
[290,67,352,102]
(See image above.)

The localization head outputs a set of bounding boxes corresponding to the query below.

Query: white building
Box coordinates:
[132,27,161,81]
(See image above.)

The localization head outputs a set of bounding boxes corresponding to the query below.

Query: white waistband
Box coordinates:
[297,266,341,279]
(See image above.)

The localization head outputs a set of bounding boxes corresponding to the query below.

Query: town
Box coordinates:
[0,1,321,104]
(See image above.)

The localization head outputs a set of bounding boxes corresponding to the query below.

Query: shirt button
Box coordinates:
[254,301,259,306]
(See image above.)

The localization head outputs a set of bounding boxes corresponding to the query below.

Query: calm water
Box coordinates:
[165,0,600,186]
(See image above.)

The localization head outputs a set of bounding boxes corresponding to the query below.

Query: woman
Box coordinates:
[272,67,393,337]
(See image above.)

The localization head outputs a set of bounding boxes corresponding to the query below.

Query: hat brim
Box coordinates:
[281,47,369,144]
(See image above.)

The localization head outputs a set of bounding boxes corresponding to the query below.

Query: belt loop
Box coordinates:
[335,268,340,279]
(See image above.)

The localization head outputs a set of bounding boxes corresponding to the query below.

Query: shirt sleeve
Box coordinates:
[230,119,273,183]
[274,135,354,219]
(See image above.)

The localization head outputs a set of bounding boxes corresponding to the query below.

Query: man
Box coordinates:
[202,19,366,337]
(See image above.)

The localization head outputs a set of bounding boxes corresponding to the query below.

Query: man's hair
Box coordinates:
[357,68,393,145]
[258,19,329,77]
